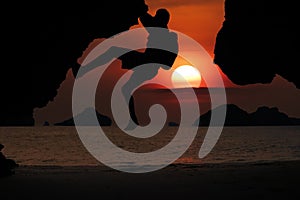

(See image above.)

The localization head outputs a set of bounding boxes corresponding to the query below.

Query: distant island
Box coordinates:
[55,104,300,127]
[54,108,112,126]
[192,104,300,126]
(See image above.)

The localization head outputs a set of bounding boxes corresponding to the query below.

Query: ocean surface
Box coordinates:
[1,126,300,169]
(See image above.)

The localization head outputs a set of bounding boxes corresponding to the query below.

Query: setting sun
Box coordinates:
[171,65,202,88]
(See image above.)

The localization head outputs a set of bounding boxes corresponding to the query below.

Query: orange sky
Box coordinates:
[142,0,225,57]
[33,0,300,125]
[77,0,232,88]
[133,0,235,88]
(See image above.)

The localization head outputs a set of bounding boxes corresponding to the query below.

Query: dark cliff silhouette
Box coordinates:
[54,108,112,126]
[194,104,300,126]
[0,144,19,177]
[1,0,148,126]
[214,0,299,88]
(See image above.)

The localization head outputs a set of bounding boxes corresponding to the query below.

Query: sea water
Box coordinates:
[0,126,300,168]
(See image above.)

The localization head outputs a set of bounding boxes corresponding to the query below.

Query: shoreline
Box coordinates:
[1,160,300,199]
[11,158,300,171]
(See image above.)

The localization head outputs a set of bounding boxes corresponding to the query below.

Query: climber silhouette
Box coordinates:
[78,8,178,130]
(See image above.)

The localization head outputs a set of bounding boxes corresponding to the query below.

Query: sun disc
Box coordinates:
[171,65,201,88]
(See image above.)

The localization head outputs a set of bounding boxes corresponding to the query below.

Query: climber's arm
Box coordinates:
[140,12,155,27]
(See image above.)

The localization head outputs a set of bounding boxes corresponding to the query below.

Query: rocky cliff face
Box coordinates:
[1,1,147,125]
[214,0,299,88]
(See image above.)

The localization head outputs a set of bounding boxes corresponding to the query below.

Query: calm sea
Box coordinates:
[0,126,300,168]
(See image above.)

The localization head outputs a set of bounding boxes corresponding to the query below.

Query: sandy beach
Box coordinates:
[1,126,300,199]
[1,160,300,200]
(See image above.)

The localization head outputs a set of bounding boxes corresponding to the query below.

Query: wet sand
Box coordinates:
[1,160,300,200]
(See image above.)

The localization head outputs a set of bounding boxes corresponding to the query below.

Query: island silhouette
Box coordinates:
[54,108,112,126]
[194,104,300,127]
[54,104,300,127]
